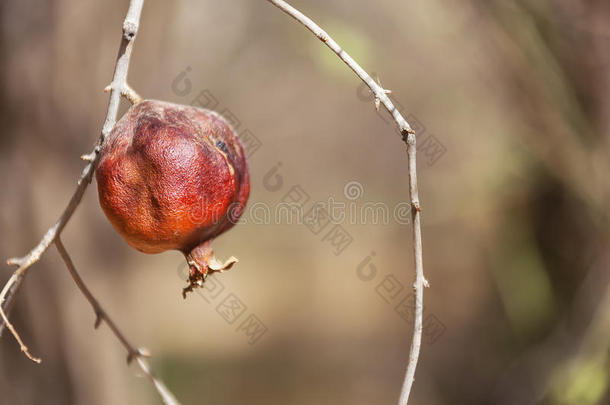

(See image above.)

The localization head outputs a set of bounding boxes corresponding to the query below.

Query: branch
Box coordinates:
[1,0,143,335]
[54,238,180,405]
[264,2,426,404]
[0,273,40,363]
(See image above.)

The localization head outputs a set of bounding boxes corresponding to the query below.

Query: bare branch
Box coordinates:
[54,238,180,405]
[0,273,41,363]
[1,0,144,336]
[264,1,426,404]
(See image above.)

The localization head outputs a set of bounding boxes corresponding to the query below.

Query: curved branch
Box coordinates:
[264,2,426,404]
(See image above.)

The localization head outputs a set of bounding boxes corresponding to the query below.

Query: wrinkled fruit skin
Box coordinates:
[96,100,249,296]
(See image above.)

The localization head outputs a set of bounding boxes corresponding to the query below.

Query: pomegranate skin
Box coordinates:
[96,100,249,292]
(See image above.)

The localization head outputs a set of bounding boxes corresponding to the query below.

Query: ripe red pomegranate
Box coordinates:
[96,100,250,297]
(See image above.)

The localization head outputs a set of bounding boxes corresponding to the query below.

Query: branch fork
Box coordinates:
[6,257,26,267]
[373,76,393,111]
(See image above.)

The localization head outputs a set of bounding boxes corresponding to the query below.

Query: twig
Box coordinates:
[264,2,426,404]
[104,83,143,105]
[54,238,180,405]
[1,0,144,336]
[0,273,41,363]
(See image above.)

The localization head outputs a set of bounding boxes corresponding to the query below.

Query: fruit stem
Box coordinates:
[182,241,238,298]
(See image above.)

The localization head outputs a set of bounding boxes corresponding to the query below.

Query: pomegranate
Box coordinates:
[96,100,250,297]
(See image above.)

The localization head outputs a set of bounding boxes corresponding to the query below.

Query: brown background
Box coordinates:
[1,1,609,404]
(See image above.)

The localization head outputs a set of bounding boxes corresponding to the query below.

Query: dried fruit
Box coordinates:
[96,100,250,296]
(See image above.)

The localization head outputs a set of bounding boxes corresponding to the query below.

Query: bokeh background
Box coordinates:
[1,1,609,404]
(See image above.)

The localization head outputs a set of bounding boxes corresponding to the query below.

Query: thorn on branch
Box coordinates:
[411,201,422,213]
[127,347,149,364]
[104,83,142,105]
[94,311,103,329]
[6,257,25,267]
[80,147,99,162]
[138,347,152,358]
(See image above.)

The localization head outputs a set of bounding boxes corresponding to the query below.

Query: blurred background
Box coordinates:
[1,0,609,404]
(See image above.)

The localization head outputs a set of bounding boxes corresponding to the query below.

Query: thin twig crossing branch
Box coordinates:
[264,2,426,404]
